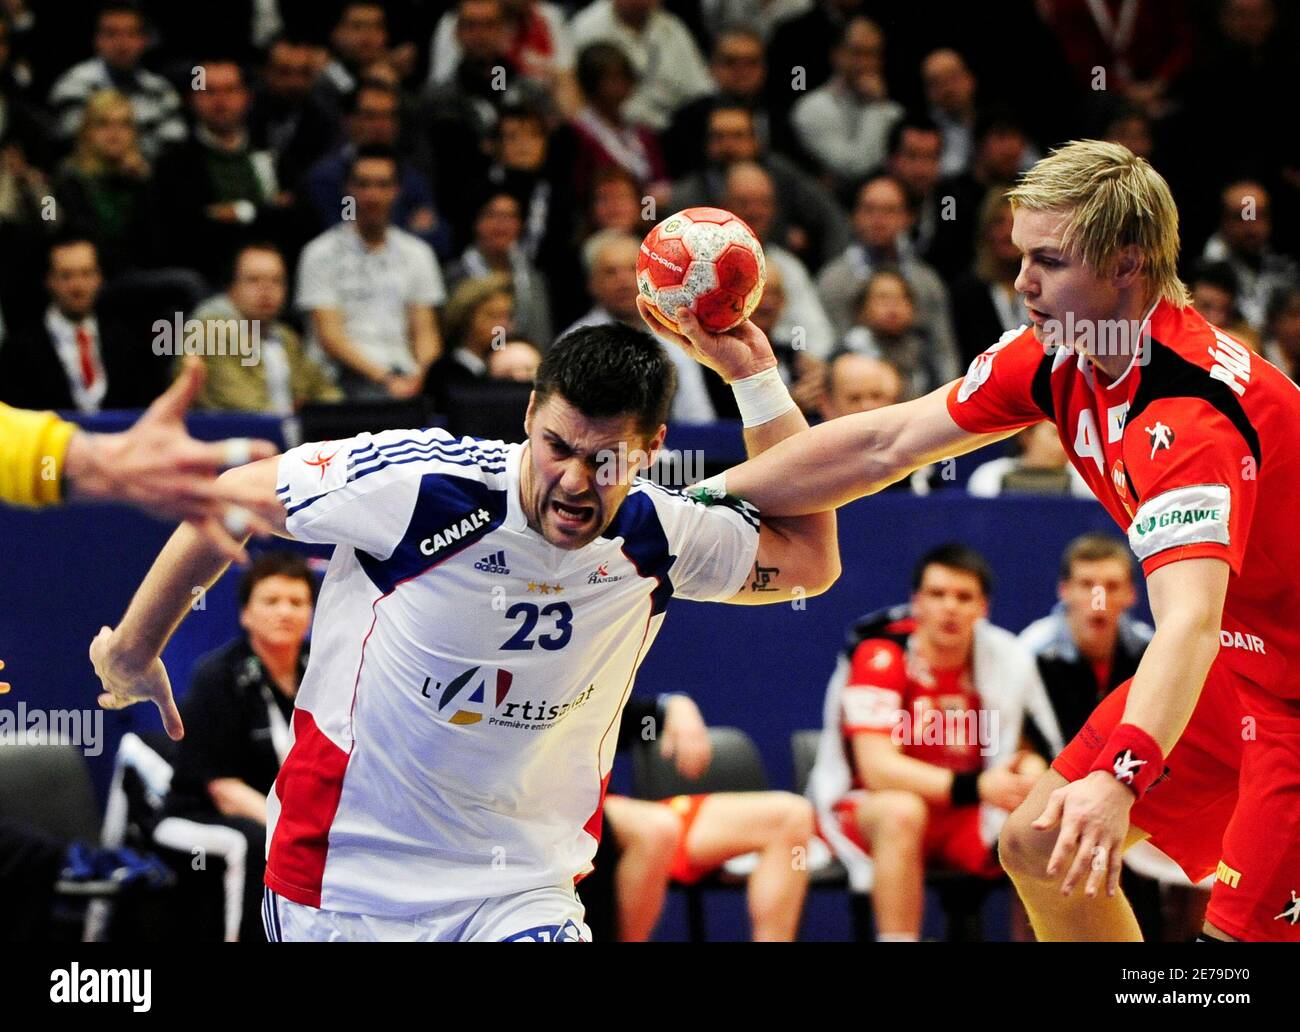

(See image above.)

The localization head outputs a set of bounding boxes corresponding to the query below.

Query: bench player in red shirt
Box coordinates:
[682,140,1300,941]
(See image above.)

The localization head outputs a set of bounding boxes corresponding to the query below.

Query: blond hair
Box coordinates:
[71,90,142,177]
[443,272,514,351]
[1006,139,1191,307]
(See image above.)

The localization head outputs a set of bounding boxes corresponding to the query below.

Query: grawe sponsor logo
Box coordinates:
[49,964,151,1012]
[1131,506,1222,537]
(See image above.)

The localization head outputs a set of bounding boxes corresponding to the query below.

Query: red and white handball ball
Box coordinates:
[636,207,766,335]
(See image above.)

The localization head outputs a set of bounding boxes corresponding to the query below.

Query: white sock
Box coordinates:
[877,933,920,942]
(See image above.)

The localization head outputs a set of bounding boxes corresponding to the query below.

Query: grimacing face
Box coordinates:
[521,392,666,550]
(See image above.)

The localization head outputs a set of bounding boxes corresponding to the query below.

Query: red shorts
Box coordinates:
[663,794,716,885]
[831,792,1004,879]
[1053,661,1300,941]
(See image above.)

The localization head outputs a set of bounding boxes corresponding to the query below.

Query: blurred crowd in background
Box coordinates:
[0,0,1297,496]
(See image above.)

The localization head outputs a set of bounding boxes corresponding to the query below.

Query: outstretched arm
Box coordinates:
[719,383,1017,517]
[638,300,839,603]
[90,456,289,738]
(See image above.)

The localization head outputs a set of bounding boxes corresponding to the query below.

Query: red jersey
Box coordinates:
[842,636,984,776]
[947,301,1300,698]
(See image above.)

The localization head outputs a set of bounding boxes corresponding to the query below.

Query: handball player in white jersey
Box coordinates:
[88,307,838,941]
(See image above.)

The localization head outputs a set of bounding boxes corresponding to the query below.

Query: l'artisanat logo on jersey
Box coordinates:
[422,665,596,731]
[420,508,492,556]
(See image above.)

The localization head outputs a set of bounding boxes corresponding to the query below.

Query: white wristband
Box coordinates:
[731,365,795,428]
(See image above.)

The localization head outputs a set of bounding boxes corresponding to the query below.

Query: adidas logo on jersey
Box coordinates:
[474,550,511,575]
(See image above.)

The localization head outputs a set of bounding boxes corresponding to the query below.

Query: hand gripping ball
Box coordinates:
[636,207,767,334]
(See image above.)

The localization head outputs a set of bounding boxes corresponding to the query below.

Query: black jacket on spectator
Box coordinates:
[163,636,305,823]
[950,272,1013,367]
[152,136,293,284]
[52,167,164,277]
[1023,611,1152,754]
[0,311,163,410]
[248,88,341,191]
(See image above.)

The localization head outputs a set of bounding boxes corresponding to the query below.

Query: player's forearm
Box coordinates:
[726,409,904,515]
[314,314,386,381]
[323,336,386,381]
[110,523,241,670]
[741,403,839,589]
[1120,613,1221,753]
[408,308,441,368]
[860,746,954,804]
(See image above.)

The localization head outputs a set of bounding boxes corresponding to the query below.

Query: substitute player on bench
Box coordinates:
[703,139,1300,942]
[89,315,836,941]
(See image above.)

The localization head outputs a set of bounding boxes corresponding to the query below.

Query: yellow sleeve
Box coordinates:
[0,403,78,507]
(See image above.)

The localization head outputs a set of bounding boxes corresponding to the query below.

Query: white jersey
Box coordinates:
[266,427,759,915]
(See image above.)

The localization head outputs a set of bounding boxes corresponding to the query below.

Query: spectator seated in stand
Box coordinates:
[154,552,318,942]
[806,545,1062,941]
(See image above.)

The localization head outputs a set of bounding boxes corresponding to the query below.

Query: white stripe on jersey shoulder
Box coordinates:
[634,476,760,531]
[346,428,510,485]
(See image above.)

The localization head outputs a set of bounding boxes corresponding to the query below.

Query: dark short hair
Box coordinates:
[227,241,284,286]
[347,78,399,114]
[887,113,942,159]
[1191,259,1240,297]
[97,2,145,28]
[238,551,318,609]
[911,543,994,597]
[974,106,1025,145]
[1058,532,1134,582]
[1267,283,1300,328]
[46,235,98,270]
[346,142,399,181]
[494,96,548,136]
[706,100,755,128]
[576,42,637,100]
[534,323,676,434]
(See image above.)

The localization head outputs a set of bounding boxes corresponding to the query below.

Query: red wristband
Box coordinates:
[1088,723,1165,798]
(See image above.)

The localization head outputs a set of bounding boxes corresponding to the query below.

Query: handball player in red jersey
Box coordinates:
[693,140,1300,941]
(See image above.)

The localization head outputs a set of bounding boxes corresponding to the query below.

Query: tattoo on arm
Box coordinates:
[751,563,780,592]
